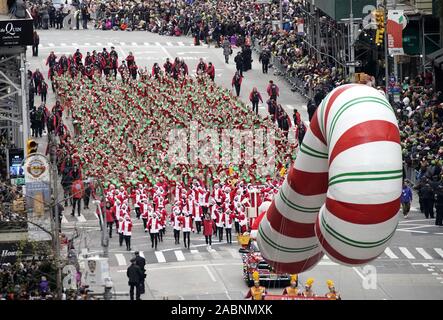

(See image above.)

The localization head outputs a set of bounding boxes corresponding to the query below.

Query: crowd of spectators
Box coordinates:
[0,260,56,300]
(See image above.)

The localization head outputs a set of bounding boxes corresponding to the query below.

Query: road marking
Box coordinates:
[84,42,90,46]
[397,229,428,234]
[432,273,439,275]
[399,219,433,223]
[96,42,102,46]
[155,251,166,263]
[399,247,415,259]
[174,250,185,261]
[190,249,199,254]
[427,268,435,271]
[227,248,240,259]
[318,261,338,266]
[76,214,87,222]
[166,42,173,47]
[160,241,238,252]
[131,42,138,46]
[115,254,127,266]
[384,248,399,259]
[143,42,150,46]
[177,41,185,46]
[60,43,67,46]
[72,43,78,47]
[203,265,217,282]
[352,267,366,281]
[62,215,68,224]
[416,248,433,260]
[48,43,55,47]
[120,42,126,46]
[118,262,243,272]
[207,247,223,259]
[107,42,114,46]
[156,42,173,60]
[434,248,443,258]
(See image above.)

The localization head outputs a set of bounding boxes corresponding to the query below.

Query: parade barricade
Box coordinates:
[263,294,333,300]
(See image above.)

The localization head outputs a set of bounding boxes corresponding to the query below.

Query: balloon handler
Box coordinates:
[245,271,267,300]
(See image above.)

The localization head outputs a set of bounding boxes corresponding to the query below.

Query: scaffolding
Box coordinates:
[0,8,33,180]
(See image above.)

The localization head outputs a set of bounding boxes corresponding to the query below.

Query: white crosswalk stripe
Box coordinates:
[227,248,240,259]
[131,42,138,46]
[96,42,102,46]
[60,43,66,46]
[115,254,127,266]
[166,42,173,47]
[120,42,126,46]
[207,247,223,259]
[155,251,166,263]
[190,249,203,260]
[107,42,114,46]
[143,42,150,46]
[434,248,443,258]
[399,247,415,259]
[76,214,87,222]
[177,42,185,46]
[174,250,186,261]
[416,248,433,260]
[384,248,399,259]
[155,42,161,47]
[48,43,55,47]
[84,42,90,46]
[72,43,78,47]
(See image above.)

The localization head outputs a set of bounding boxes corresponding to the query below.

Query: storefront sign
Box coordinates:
[0,18,33,47]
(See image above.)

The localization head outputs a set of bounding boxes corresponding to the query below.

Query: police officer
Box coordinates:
[134,251,146,294]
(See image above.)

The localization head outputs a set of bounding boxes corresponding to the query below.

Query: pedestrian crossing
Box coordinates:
[107,245,443,268]
[39,41,196,49]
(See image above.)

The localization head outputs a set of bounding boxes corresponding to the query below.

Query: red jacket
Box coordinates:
[249,91,263,103]
[267,83,279,97]
[206,65,215,78]
[71,180,84,199]
[105,206,116,223]
[203,219,214,236]
[232,75,243,86]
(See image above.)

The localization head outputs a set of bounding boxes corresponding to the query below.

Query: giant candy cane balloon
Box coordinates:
[257,84,402,273]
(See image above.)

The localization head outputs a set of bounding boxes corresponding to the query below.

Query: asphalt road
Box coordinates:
[26,29,443,300]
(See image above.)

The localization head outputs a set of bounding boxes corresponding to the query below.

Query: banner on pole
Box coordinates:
[297,18,305,35]
[24,154,52,241]
[387,10,407,55]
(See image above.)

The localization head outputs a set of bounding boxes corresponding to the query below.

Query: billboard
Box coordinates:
[306,0,377,21]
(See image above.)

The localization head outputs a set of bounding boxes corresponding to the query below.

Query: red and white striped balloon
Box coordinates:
[256,84,402,273]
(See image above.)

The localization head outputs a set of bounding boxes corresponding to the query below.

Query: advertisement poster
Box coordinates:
[24,154,52,241]
[387,10,407,55]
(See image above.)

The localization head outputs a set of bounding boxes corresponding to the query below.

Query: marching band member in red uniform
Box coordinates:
[179,211,194,249]
[122,215,133,251]
[147,212,161,250]
[223,209,235,244]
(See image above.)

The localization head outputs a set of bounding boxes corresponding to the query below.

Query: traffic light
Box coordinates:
[375,9,385,28]
[27,139,38,156]
[375,28,385,45]
[374,9,385,45]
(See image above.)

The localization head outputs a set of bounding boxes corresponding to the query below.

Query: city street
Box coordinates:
[27,29,443,300]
